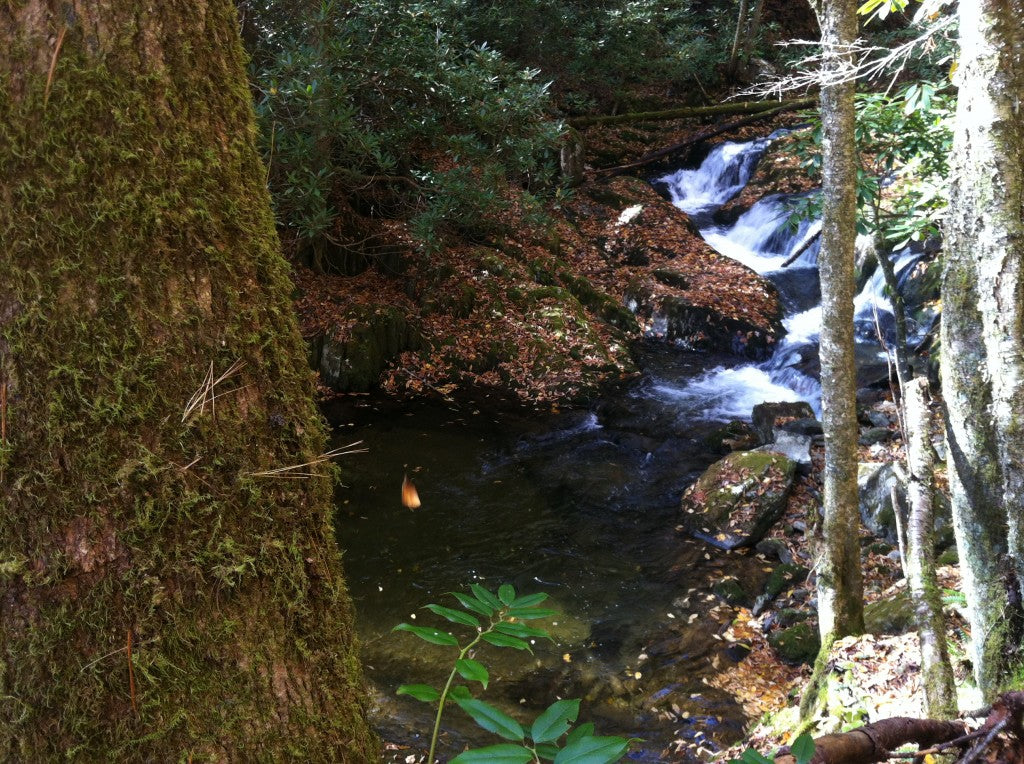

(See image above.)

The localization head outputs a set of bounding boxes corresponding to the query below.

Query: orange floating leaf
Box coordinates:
[402,474,421,509]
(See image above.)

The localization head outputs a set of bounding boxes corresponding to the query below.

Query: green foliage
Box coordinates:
[729,733,815,764]
[445,0,729,108]
[393,584,630,763]
[244,0,562,254]
[785,82,953,248]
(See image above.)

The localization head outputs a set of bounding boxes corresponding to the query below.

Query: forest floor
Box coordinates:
[295,112,809,409]
[706,416,973,762]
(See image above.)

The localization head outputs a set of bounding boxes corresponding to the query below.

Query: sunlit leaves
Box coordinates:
[451,694,526,741]
[553,735,630,764]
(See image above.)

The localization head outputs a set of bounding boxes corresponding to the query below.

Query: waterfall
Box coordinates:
[650,136,912,422]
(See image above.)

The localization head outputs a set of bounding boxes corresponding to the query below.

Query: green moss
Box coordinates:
[0,6,377,760]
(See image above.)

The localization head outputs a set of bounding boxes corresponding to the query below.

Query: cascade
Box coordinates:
[651,136,913,421]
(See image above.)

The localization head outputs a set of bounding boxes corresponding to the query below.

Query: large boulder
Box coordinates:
[681,450,797,550]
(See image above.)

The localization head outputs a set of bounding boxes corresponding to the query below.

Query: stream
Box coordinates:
[334,135,911,760]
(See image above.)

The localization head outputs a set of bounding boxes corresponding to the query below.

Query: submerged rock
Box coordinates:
[681,450,797,550]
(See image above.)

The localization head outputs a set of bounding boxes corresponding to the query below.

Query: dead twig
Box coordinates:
[958,718,1008,764]
[44,25,68,108]
[127,629,138,718]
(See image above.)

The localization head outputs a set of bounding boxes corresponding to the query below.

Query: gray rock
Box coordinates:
[755,538,794,565]
[751,401,817,445]
[864,589,916,635]
[859,426,895,446]
[866,410,892,428]
[755,430,812,466]
[857,462,902,545]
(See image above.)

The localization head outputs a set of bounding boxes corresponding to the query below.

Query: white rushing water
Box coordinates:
[652,135,909,422]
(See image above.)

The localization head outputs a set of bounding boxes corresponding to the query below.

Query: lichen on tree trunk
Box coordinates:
[810,0,864,643]
[0,0,378,759]
[942,0,1024,700]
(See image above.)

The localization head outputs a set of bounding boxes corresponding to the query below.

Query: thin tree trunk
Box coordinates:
[739,0,766,73]
[812,0,864,643]
[902,378,956,719]
[728,0,751,77]
[0,1,378,758]
[942,0,1024,699]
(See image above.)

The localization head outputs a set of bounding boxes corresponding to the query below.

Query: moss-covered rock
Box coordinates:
[769,623,821,665]
[318,307,421,392]
[864,589,917,635]
[713,576,751,606]
[681,450,797,549]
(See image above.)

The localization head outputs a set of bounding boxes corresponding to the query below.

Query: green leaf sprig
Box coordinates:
[394,584,631,763]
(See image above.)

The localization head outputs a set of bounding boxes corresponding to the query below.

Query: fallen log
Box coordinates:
[595,99,816,178]
[770,692,1024,764]
[568,96,816,128]
[774,717,967,764]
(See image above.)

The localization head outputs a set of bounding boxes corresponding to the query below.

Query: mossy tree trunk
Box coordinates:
[942,0,1024,700]
[809,0,864,643]
[0,1,378,760]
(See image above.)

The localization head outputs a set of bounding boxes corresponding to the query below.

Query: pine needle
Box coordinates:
[247,441,368,479]
[182,359,246,423]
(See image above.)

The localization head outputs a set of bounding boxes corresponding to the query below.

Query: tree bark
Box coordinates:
[902,378,956,719]
[773,717,966,764]
[812,0,864,643]
[0,1,378,759]
[942,0,1024,699]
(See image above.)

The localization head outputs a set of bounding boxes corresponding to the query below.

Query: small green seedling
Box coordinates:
[394,583,631,763]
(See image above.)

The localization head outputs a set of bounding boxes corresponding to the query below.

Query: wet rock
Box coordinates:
[653,295,781,360]
[755,538,794,565]
[316,306,421,392]
[751,401,817,445]
[857,462,902,545]
[705,420,759,454]
[712,576,750,606]
[652,268,690,290]
[681,450,797,550]
[768,622,820,665]
[778,417,823,438]
[754,431,812,468]
[724,641,753,662]
[859,426,894,446]
[753,563,809,615]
